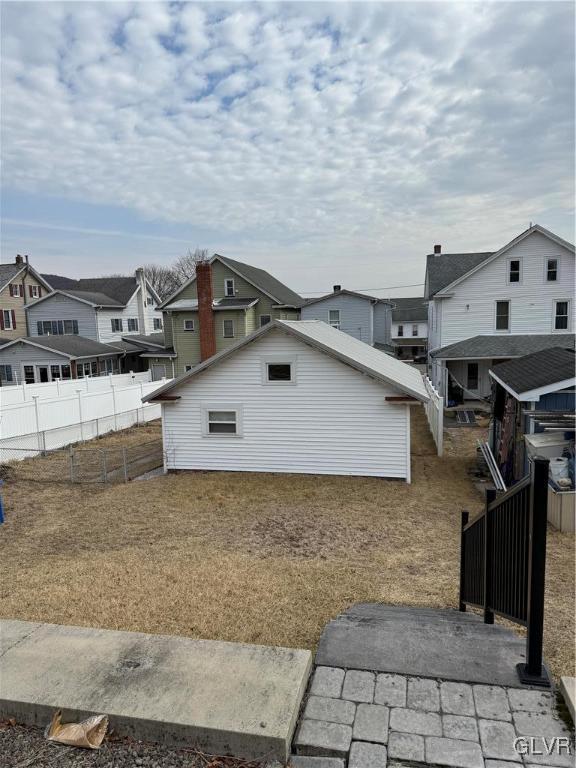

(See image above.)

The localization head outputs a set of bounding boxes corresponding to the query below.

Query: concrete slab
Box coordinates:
[316,605,528,688]
[0,619,312,762]
[559,677,575,724]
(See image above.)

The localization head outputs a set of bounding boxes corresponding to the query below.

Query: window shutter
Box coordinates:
[38,286,42,298]
[0,312,4,331]
[9,285,13,297]
[21,283,25,298]
[11,310,16,329]
[28,285,33,297]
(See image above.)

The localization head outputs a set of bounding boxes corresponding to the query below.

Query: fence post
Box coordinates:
[32,396,42,453]
[517,457,550,686]
[76,390,84,442]
[122,447,128,482]
[111,385,118,431]
[483,489,496,625]
[459,510,469,612]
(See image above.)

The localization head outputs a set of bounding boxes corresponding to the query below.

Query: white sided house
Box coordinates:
[144,320,428,481]
[426,224,575,403]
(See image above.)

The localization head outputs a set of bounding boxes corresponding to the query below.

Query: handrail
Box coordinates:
[487,474,530,510]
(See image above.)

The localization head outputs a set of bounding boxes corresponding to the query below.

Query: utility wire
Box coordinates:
[300,281,425,295]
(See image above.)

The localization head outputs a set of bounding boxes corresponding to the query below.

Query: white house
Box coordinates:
[390,297,428,360]
[425,224,575,403]
[144,320,428,482]
[300,287,393,350]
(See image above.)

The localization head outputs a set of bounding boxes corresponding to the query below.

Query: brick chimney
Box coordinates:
[433,244,442,255]
[196,261,216,361]
[15,254,23,264]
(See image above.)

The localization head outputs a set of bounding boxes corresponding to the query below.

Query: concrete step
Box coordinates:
[316,604,529,688]
[0,620,312,762]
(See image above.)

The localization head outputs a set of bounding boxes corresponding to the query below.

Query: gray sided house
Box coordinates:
[0,335,124,385]
[158,255,302,375]
[299,287,393,350]
[390,297,428,360]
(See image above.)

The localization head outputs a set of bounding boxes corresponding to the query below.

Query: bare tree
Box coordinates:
[172,247,209,285]
[142,263,180,301]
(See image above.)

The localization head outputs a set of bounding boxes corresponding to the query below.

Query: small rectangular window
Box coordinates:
[0,365,13,382]
[50,365,61,380]
[260,315,271,327]
[329,310,340,329]
[24,365,35,384]
[555,301,569,330]
[397,324,404,337]
[30,285,40,298]
[185,365,193,372]
[267,363,292,381]
[183,319,195,331]
[153,318,163,330]
[412,324,418,336]
[111,318,123,332]
[127,318,139,331]
[61,364,71,380]
[467,363,479,390]
[495,301,510,331]
[509,259,521,283]
[11,284,21,297]
[208,410,237,434]
[63,319,78,335]
[147,297,154,306]
[546,259,558,282]
[225,279,235,297]
[2,310,13,330]
[223,319,235,338]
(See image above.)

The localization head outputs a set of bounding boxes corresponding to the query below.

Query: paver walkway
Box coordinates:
[290,606,575,768]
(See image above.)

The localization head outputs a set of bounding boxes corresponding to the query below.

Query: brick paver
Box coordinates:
[375,673,407,707]
[389,707,442,736]
[294,719,352,758]
[478,720,521,762]
[342,670,375,703]
[443,714,479,742]
[352,703,389,744]
[426,736,484,768]
[348,740,387,768]
[473,685,512,721]
[388,731,425,762]
[441,682,476,716]
[408,677,440,712]
[309,667,345,699]
[303,695,356,725]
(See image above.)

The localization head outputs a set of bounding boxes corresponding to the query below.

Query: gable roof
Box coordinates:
[43,275,138,305]
[159,254,302,309]
[431,333,575,360]
[0,262,53,293]
[24,288,123,310]
[0,335,123,359]
[426,224,575,299]
[391,297,428,323]
[489,348,575,401]
[299,288,390,308]
[144,319,429,403]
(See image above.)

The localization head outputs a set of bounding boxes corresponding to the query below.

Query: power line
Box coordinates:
[299,281,425,295]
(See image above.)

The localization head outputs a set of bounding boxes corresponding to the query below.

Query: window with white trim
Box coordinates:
[183,319,195,331]
[203,407,242,436]
[508,259,521,283]
[153,318,163,330]
[261,355,296,385]
[30,285,40,298]
[127,318,139,331]
[37,320,78,336]
[412,324,418,336]
[397,324,404,337]
[2,310,13,330]
[267,363,292,381]
[11,284,22,297]
[23,365,34,384]
[223,319,235,338]
[185,365,193,372]
[111,318,123,332]
[554,300,569,331]
[224,278,235,297]
[329,310,340,329]
[260,315,271,326]
[546,259,558,282]
[495,301,510,331]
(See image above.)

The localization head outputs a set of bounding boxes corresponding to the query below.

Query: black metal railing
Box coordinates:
[459,457,550,687]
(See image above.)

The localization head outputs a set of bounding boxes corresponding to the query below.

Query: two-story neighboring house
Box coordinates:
[0,255,53,339]
[390,297,428,361]
[299,286,393,350]
[426,224,575,403]
[155,254,301,376]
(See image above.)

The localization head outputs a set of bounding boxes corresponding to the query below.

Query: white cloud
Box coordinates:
[0,1,573,289]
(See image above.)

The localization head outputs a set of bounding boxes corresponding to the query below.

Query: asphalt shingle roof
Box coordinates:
[431,333,575,360]
[0,263,25,291]
[216,255,302,306]
[62,289,124,307]
[42,275,137,305]
[425,252,494,298]
[13,335,123,359]
[298,288,387,308]
[490,348,575,397]
[391,297,428,322]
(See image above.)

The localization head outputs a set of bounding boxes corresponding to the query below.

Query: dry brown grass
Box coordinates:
[0,408,573,680]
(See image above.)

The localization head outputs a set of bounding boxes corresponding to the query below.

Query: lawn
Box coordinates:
[0,407,573,681]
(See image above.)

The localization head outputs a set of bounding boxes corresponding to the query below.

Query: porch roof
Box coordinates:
[489,347,576,401]
[430,333,575,360]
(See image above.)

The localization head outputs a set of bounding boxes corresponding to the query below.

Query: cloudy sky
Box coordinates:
[1,1,574,297]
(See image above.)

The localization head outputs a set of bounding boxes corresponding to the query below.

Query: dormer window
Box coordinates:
[546,259,558,282]
[508,259,521,283]
[224,278,235,297]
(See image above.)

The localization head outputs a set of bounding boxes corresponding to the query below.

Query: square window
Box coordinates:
[555,301,569,330]
[495,301,510,331]
[509,259,521,283]
[223,319,235,338]
[183,319,195,331]
[267,363,292,381]
[546,259,558,282]
[329,310,340,329]
[185,365,193,372]
[207,410,237,434]
[260,315,271,326]
[225,279,235,297]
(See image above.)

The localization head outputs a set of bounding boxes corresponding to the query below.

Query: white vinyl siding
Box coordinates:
[432,231,575,347]
[161,330,410,479]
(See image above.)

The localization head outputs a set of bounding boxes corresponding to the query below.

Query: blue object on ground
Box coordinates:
[0,479,3,524]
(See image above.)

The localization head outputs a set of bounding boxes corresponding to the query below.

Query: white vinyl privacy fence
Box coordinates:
[0,372,169,460]
[424,375,444,456]
[0,370,152,405]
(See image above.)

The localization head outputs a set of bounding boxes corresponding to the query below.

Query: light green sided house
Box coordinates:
[148,255,302,377]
